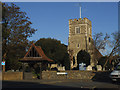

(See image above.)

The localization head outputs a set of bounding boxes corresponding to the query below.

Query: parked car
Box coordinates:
[110,62,120,82]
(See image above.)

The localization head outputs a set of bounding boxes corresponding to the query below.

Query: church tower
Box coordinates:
[68,17,96,69]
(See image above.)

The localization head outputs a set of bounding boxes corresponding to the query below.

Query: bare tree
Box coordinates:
[103,31,120,69]
[93,32,110,51]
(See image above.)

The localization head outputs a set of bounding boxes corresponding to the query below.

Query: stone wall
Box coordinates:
[66,70,95,79]
[2,71,110,80]
[2,72,23,80]
[42,70,95,80]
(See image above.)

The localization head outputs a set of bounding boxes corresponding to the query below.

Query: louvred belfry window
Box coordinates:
[75,27,80,34]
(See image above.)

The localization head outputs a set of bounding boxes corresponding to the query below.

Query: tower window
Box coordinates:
[89,37,91,42]
[73,56,75,65]
[77,44,80,48]
[89,28,91,35]
[75,27,80,34]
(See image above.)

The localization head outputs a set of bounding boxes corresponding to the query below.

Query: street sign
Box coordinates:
[1,61,5,65]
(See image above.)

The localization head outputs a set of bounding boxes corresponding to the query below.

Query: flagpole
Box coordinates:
[80,6,81,18]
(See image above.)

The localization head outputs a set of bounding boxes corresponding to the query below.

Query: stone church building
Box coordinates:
[68,18,102,69]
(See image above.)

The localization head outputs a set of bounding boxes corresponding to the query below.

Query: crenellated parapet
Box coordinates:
[69,17,91,26]
[68,16,100,69]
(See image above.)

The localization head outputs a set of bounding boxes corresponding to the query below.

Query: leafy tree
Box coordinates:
[35,38,70,70]
[63,52,70,70]
[2,3,37,70]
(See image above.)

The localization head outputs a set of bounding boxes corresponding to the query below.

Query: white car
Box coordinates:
[110,63,120,82]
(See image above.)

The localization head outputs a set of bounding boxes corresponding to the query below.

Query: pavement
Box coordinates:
[2,79,120,89]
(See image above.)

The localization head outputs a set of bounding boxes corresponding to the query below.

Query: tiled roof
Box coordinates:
[20,43,53,62]
[95,48,103,58]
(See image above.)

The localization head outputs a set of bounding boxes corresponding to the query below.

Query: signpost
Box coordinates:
[1,61,5,65]
[2,53,6,72]
[1,61,5,72]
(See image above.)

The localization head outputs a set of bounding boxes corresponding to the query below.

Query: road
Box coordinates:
[2,79,120,89]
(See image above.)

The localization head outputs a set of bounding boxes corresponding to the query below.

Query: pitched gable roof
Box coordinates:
[91,38,103,58]
[94,48,103,58]
[20,43,53,62]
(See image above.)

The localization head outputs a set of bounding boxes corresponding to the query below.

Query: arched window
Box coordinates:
[73,56,75,65]
[77,44,80,48]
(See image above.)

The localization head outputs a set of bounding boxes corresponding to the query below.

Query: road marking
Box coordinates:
[41,81,64,84]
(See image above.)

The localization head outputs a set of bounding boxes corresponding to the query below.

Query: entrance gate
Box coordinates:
[19,43,53,80]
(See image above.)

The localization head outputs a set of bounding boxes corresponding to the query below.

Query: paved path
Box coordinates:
[2,79,120,89]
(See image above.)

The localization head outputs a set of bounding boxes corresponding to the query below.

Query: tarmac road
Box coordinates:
[2,79,120,89]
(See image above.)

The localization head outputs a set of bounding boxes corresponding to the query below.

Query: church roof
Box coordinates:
[19,43,53,62]
[95,48,103,58]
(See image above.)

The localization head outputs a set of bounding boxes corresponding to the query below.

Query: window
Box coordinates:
[89,37,91,42]
[89,28,91,35]
[73,56,75,65]
[77,44,80,48]
[75,27,80,34]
